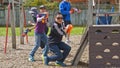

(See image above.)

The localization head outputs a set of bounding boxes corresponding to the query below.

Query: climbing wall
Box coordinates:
[89,25,120,68]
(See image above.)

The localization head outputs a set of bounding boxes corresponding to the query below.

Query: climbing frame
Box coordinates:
[89,25,120,68]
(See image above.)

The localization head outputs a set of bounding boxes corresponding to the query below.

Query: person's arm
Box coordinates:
[54,23,64,35]
[28,21,36,26]
[37,16,45,22]
[51,23,66,37]
[28,25,36,30]
[43,12,49,23]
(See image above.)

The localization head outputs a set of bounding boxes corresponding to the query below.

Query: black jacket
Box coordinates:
[48,21,66,44]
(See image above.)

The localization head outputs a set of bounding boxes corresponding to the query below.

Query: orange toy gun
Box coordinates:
[22,28,31,37]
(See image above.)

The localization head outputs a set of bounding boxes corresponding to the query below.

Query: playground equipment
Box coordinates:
[4,3,10,54]
[89,25,120,68]
[3,0,17,53]
[72,0,120,67]
[96,6,114,25]
[3,0,26,53]
[21,6,28,44]
[2,0,120,67]
[19,0,29,44]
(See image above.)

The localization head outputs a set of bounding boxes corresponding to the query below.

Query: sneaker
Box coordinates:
[41,54,49,65]
[55,61,66,67]
[65,40,71,44]
[28,55,35,62]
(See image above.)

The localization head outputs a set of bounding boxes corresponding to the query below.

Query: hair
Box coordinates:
[54,12,62,17]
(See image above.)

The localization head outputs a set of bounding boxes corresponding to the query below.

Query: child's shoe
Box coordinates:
[28,55,35,62]
[55,61,66,67]
[41,54,49,65]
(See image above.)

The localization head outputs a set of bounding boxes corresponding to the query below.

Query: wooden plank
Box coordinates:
[72,27,88,66]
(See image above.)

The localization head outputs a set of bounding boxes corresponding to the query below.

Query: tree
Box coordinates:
[44,1,59,10]
[23,0,59,10]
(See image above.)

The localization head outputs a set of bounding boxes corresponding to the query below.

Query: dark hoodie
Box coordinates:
[48,21,66,44]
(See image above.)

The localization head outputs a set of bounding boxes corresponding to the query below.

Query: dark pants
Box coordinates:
[64,20,71,26]
[40,25,49,49]
[48,42,71,62]
[45,25,49,35]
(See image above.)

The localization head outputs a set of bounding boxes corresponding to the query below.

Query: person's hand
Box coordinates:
[77,9,82,14]
[73,8,81,14]
[69,8,74,14]
[43,12,49,19]
[28,21,32,24]
[22,28,31,37]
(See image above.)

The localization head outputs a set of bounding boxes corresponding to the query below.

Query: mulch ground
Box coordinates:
[0,35,89,68]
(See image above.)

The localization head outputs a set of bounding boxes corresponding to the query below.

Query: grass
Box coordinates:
[0,26,85,36]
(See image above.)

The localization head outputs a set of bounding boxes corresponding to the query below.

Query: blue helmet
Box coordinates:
[29,7,38,17]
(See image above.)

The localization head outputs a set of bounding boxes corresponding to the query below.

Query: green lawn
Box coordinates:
[0,26,85,36]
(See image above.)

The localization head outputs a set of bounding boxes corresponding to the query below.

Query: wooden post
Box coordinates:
[87,0,93,25]
[72,0,94,66]
[119,0,120,12]
[72,27,88,66]
[11,0,16,49]
[19,0,24,44]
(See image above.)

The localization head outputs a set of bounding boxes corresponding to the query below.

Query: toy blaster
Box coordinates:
[22,28,31,37]
[72,8,81,14]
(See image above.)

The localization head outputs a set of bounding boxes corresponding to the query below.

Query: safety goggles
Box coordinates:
[57,17,63,20]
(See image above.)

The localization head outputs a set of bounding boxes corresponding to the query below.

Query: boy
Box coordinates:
[28,5,49,64]
[43,12,71,66]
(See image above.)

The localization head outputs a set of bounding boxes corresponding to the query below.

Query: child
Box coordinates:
[28,5,49,65]
[59,0,81,43]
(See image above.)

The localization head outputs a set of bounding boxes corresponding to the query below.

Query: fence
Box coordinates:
[0,9,88,26]
[0,8,120,26]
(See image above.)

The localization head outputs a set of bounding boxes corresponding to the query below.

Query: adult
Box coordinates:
[43,12,71,66]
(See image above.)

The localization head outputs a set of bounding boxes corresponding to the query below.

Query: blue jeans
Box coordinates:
[29,32,48,57]
[48,42,71,62]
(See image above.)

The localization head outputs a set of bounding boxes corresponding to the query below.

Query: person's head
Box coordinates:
[55,12,63,24]
[29,7,38,17]
[39,5,46,12]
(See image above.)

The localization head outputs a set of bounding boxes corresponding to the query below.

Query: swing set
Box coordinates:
[2,0,120,67]
[3,0,28,54]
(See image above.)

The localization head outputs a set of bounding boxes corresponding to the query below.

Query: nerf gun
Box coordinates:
[73,8,81,13]
[22,28,31,37]
[70,8,81,14]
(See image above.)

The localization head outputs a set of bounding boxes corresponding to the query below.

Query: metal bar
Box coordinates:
[93,12,120,16]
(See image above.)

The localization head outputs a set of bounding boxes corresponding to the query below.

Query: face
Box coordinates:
[55,14,63,24]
